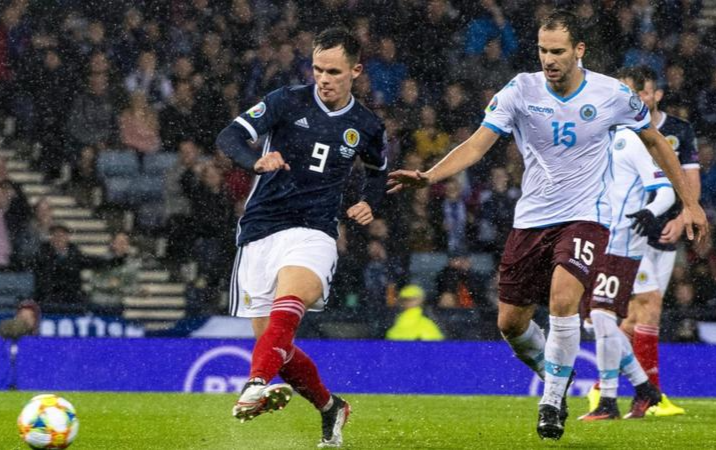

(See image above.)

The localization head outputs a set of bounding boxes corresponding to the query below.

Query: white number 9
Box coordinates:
[309,143,330,173]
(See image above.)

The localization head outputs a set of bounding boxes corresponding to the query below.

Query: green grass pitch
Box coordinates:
[1,392,715,449]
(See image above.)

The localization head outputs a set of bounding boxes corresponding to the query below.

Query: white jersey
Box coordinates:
[605,127,671,258]
[482,70,651,229]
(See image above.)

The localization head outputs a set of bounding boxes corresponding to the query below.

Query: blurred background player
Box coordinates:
[216,27,387,448]
[387,10,707,441]
[579,86,674,420]
[619,66,701,417]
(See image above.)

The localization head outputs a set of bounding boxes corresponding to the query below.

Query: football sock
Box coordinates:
[618,329,649,387]
[590,310,621,398]
[540,314,580,409]
[279,346,332,411]
[503,320,546,380]
[249,296,305,382]
[633,324,660,388]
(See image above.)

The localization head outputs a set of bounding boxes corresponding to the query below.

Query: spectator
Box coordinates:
[660,64,691,118]
[386,284,444,341]
[438,83,477,134]
[441,177,469,254]
[476,167,519,255]
[363,239,390,308]
[160,81,203,152]
[464,38,513,92]
[696,71,716,142]
[15,197,53,268]
[119,92,161,154]
[0,299,41,339]
[623,30,665,84]
[366,37,408,106]
[87,231,140,316]
[124,50,173,111]
[464,0,518,60]
[434,249,489,310]
[0,180,13,268]
[68,145,100,207]
[412,106,450,162]
[32,224,124,314]
[66,71,116,153]
[392,78,423,136]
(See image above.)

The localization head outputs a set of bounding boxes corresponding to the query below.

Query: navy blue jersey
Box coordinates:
[233,84,387,245]
[647,113,700,251]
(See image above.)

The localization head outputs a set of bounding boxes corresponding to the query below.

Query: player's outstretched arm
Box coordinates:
[638,127,709,242]
[387,126,499,194]
[659,168,701,244]
[346,201,373,225]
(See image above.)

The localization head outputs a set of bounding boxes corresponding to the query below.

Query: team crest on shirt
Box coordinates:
[247,102,267,118]
[486,96,498,113]
[580,104,597,121]
[637,272,648,284]
[343,128,360,147]
[614,138,626,150]
[629,94,642,111]
[666,135,680,150]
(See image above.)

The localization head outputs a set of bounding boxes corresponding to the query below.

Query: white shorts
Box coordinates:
[228,228,338,318]
[632,246,676,295]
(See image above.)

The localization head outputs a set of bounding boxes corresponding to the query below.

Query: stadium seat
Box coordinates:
[143,153,177,176]
[0,272,35,299]
[104,177,135,206]
[135,174,164,202]
[97,151,140,179]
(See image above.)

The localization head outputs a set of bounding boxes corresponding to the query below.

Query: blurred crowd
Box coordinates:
[0,0,715,340]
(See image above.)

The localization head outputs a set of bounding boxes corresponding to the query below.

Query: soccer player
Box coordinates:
[578,106,674,421]
[387,11,708,440]
[618,66,701,417]
[216,28,387,448]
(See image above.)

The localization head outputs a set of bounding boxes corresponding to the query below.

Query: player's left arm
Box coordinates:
[350,125,389,226]
[659,168,701,243]
[637,127,708,242]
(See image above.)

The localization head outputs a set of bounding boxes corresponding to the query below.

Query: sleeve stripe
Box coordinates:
[633,122,651,133]
[481,121,510,137]
[234,116,258,143]
[364,157,388,171]
[681,163,701,170]
[644,183,672,192]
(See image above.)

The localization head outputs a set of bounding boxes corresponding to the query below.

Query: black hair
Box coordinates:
[540,10,585,47]
[313,27,361,65]
[616,66,658,91]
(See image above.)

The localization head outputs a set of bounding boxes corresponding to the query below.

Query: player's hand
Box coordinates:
[347,201,373,226]
[658,215,684,244]
[626,209,659,237]
[254,152,290,174]
[386,169,431,194]
[681,204,709,244]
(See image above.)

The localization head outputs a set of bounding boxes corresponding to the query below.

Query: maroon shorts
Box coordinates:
[581,253,641,319]
[498,221,609,307]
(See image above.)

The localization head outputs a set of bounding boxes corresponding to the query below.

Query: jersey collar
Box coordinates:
[655,110,667,130]
[313,84,355,116]
[544,69,588,103]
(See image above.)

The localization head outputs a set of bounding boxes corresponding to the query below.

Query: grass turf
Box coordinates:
[1,392,715,449]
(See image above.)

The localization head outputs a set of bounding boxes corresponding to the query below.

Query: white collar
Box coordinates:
[313,84,355,116]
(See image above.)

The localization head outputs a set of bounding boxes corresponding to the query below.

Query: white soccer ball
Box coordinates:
[17,394,79,449]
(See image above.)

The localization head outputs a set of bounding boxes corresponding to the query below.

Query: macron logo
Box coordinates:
[528,105,555,114]
[294,117,309,128]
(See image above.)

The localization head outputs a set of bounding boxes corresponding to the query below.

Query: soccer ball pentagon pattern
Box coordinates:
[17,394,79,449]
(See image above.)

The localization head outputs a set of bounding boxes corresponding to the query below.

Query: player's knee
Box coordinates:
[497,314,529,339]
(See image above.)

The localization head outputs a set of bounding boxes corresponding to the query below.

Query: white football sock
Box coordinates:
[504,320,546,380]
[540,314,580,408]
[618,328,649,387]
[591,309,621,398]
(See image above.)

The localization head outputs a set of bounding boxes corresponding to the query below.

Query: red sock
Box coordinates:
[279,346,331,410]
[249,296,305,382]
[633,324,660,388]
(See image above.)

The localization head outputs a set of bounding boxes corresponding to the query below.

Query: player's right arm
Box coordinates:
[215,87,290,173]
[388,76,519,193]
